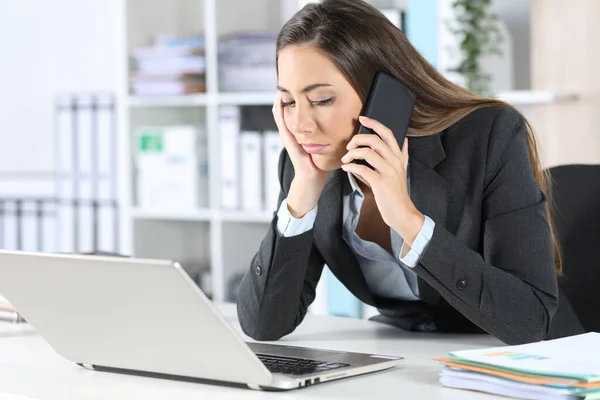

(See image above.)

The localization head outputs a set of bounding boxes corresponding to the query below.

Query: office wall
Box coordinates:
[0,0,124,177]
[491,0,531,90]
[531,0,600,167]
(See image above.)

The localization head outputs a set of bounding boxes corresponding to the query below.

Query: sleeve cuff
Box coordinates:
[399,215,435,268]
[276,198,318,237]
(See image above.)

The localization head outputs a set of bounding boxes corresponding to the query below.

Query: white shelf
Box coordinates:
[127,92,276,108]
[127,94,209,108]
[131,208,213,222]
[131,208,273,224]
[217,92,275,106]
[219,210,273,223]
[496,90,577,105]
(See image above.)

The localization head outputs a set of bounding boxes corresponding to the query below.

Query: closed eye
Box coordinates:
[281,97,335,108]
[313,98,335,106]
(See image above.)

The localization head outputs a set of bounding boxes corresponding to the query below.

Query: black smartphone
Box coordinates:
[353,71,416,168]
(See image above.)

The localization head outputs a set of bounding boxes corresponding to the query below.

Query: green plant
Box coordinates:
[448,0,504,96]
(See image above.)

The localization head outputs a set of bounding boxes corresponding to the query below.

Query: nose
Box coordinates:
[289,104,315,134]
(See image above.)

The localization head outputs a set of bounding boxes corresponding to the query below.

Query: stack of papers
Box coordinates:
[218,31,277,92]
[436,333,600,400]
[130,35,206,96]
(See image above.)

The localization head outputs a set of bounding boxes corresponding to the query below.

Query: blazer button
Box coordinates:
[457,279,467,290]
[255,265,263,276]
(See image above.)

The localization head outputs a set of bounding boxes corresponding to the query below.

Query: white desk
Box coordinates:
[0,304,504,400]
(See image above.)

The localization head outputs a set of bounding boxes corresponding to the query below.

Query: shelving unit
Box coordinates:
[121,0,299,303]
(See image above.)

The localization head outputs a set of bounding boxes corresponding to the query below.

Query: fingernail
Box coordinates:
[341,164,348,170]
[359,115,368,121]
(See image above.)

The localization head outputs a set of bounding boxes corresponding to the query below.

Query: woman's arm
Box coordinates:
[236,150,326,341]
[341,108,558,344]
[413,109,559,345]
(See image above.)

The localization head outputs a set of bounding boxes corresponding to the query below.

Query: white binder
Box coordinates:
[240,131,263,211]
[197,131,209,208]
[219,106,240,210]
[262,131,283,212]
[74,96,94,253]
[1,201,17,250]
[55,94,119,253]
[40,201,57,253]
[96,95,118,253]
[55,96,76,253]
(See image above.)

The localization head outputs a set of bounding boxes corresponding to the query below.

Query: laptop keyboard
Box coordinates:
[257,354,350,376]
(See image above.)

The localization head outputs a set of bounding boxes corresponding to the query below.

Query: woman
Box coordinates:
[237,0,563,345]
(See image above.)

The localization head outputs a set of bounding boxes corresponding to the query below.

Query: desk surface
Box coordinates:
[0,304,504,400]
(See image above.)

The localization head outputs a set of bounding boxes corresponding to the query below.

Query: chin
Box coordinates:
[311,154,341,172]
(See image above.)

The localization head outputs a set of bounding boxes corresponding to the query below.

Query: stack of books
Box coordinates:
[130,35,206,96]
[218,31,277,92]
[436,333,600,400]
[0,295,25,323]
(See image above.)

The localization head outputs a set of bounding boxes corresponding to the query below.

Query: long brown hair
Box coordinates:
[276,0,562,275]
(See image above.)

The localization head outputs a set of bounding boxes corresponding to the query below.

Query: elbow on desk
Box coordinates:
[496,297,558,346]
[236,301,289,341]
[241,325,287,342]
[501,324,548,346]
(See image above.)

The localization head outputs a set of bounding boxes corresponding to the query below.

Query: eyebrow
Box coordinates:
[277,83,333,93]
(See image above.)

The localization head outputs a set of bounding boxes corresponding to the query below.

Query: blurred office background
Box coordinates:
[0,0,597,319]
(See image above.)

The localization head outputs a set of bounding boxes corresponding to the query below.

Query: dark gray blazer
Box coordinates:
[237,106,562,345]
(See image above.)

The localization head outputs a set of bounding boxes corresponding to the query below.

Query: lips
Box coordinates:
[301,144,328,154]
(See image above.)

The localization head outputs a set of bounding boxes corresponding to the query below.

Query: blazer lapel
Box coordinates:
[313,170,375,305]
[408,134,450,306]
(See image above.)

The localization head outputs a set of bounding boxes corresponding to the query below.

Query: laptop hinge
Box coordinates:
[76,363,96,370]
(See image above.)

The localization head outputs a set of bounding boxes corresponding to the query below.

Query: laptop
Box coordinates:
[0,250,402,390]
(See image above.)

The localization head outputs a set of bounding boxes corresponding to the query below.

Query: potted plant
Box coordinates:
[448,0,504,96]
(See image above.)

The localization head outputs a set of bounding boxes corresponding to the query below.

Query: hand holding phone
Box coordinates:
[353,71,416,169]
[341,72,423,244]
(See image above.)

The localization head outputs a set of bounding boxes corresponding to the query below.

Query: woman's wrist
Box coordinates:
[392,209,425,247]
[287,177,327,218]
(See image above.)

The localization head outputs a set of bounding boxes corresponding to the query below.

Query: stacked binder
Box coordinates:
[219,106,283,212]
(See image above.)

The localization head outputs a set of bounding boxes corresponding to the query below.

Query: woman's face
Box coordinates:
[277,45,363,171]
